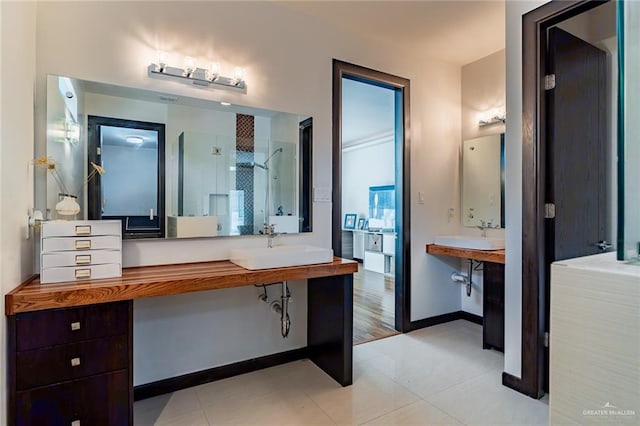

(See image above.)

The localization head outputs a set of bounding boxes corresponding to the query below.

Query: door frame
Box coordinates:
[514,0,609,398]
[87,115,166,239]
[332,59,412,333]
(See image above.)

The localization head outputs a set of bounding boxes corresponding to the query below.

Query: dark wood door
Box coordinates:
[545,27,607,390]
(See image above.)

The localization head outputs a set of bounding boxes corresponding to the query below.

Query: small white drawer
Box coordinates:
[41,250,122,269]
[41,220,121,238]
[42,235,122,253]
[40,263,122,284]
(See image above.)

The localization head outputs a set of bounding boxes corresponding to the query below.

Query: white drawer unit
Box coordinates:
[41,220,122,284]
[42,235,121,252]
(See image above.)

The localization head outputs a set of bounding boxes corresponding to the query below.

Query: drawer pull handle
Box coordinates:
[71,420,81,426]
[75,254,91,265]
[75,240,91,249]
[70,357,81,367]
[70,321,81,331]
[74,269,91,279]
[75,225,92,235]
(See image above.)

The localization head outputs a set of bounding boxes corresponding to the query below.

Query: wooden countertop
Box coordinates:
[5,258,358,315]
[426,244,505,264]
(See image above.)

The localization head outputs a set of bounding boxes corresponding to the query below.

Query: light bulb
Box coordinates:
[184,56,196,76]
[157,50,168,71]
[126,136,144,145]
[209,62,221,81]
[233,67,245,84]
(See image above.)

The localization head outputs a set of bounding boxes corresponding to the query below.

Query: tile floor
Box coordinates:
[134,320,549,425]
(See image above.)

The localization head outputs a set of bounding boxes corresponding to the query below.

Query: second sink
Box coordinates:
[433,235,505,250]
[229,245,334,270]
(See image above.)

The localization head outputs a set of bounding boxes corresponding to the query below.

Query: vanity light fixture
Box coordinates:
[126,136,144,145]
[149,51,246,90]
[478,109,506,127]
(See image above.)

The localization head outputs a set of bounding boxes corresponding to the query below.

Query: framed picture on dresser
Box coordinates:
[357,218,365,230]
[344,213,357,229]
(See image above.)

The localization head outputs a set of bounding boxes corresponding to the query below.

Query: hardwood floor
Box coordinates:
[353,263,398,344]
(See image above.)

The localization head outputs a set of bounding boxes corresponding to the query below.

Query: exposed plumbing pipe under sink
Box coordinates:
[257,280,291,338]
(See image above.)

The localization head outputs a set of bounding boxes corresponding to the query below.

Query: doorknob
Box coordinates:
[594,240,613,251]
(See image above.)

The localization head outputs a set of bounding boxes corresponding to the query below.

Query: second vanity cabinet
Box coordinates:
[9,301,132,425]
[482,262,504,352]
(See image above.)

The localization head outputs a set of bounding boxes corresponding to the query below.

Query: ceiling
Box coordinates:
[277,0,505,66]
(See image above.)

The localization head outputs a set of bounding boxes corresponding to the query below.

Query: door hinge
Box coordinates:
[544,332,550,348]
[544,74,556,90]
[544,203,556,219]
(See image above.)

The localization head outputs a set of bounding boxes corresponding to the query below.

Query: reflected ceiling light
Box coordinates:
[220,102,231,106]
[149,50,247,91]
[126,136,144,145]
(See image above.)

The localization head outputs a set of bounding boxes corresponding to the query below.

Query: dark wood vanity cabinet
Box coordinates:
[8,301,133,426]
[482,262,504,352]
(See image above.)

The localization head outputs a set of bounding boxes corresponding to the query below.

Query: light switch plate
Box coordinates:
[418,191,425,204]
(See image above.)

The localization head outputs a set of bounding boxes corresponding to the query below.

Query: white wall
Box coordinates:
[101,144,158,216]
[504,0,550,378]
[342,140,395,219]
[459,50,506,316]
[29,1,462,384]
[0,2,37,424]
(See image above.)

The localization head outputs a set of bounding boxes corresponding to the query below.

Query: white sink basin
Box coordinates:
[433,235,505,250]
[229,245,334,270]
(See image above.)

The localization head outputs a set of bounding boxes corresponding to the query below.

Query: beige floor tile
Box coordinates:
[194,368,276,407]
[202,388,335,425]
[304,368,419,425]
[362,400,463,425]
[136,409,210,426]
[426,369,549,425]
[134,319,549,426]
[134,388,203,425]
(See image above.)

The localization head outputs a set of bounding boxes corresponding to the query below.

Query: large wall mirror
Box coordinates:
[461,133,505,228]
[45,74,313,239]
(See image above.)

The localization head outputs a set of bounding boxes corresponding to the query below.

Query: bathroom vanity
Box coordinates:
[5,259,357,425]
[426,243,505,351]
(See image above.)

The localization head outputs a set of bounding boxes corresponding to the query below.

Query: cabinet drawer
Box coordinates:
[16,302,129,351]
[16,334,128,390]
[41,220,121,238]
[40,263,121,284]
[15,370,129,426]
[42,250,121,269]
[42,235,121,253]
[366,233,382,252]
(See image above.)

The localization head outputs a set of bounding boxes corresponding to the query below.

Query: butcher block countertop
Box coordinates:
[426,244,505,264]
[6,258,358,315]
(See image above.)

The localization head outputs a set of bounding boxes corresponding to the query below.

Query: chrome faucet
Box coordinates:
[263,224,279,248]
[477,220,487,237]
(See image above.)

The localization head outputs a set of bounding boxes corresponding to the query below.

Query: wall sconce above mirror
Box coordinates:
[148,51,246,91]
[478,109,506,127]
[43,74,312,240]
[461,133,505,229]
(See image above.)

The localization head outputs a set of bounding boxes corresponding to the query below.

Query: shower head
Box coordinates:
[263,147,283,168]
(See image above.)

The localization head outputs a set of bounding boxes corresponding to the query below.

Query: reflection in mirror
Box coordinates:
[44,74,313,239]
[87,116,165,238]
[461,133,505,228]
[619,0,640,260]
